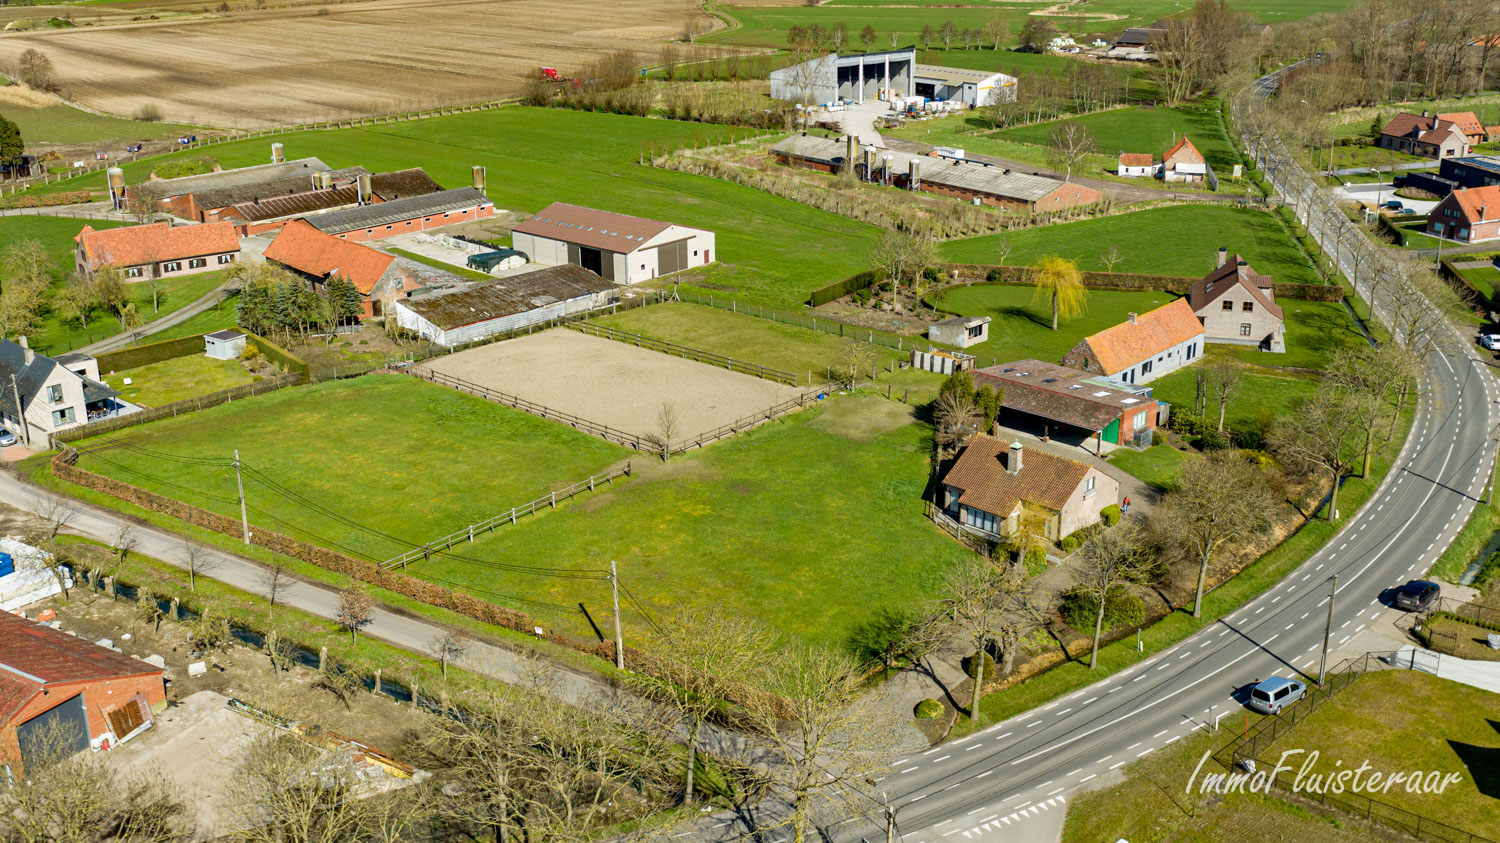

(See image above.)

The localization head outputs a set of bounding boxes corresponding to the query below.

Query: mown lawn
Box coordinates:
[428,396,970,650]
[1108,443,1191,491]
[131,292,239,344]
[1150,369,1318,434]
[30,107,878,306]
[591,302,943,392]
[941,205,1322,285]
[103,353,256,407]
[1265,671,1500,835]
[73,375,630,563]
[931,283,1176,365]
[1213,298,1370,371]
[32,268,228,356]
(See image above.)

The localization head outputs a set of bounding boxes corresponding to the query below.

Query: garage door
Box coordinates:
[17,693,88,771]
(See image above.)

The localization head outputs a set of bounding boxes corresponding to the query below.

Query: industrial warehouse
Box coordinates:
[770,134,1102,213]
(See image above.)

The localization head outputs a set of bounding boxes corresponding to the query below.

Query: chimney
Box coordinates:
[1217,246,1228,267]
[19,336,32,364]
[1422,109,1429,118]
[1127,312,1138,325]
[1008,442,1024,476]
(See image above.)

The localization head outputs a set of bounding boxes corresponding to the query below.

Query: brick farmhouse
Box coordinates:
[1189,250,1286,351]
[264,221,425,318]
[940,434,1119,542]
[75,221,240,279]
[1061,298,1206,385]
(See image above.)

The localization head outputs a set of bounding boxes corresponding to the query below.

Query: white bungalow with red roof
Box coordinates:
[511,202,715,285]
[1190,249,1286,352]
[1060,298,1206,386]
[1427,184,1500,244]
[74,221,239,280]
[1162,136,1206,183]
[1117,152,1155,178]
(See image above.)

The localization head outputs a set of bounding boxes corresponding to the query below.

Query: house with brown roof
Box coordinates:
[939,434,1119,542]
[1426,183,1500,243]
[263,221,431,318]
[1378,112,1472,159]
[1190,249,1285,351]
[972,360,1159,451]
[1060,298,1206,386]
[512,202,716,285]
[74,221,240,280]
[0,608,166,777]
[1117,152,1155,178]
[1162,136,1206,183]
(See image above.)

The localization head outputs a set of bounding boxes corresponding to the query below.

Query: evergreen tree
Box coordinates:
[0,114,23,169]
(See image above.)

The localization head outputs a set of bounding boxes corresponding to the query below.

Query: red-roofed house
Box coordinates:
[1117,152,1155,177]
[263,220,415,318]
[1438,111,1486,145]
[1162,136,1206,183]
[939,434,1118,541]
[511,202,716,285]
[1190,249,1286,351]
[0,610,165,777]
[1426,184,1500,243]
[1061,298,1206,385]
[1378,112,1471,159]
[74,221,240,280]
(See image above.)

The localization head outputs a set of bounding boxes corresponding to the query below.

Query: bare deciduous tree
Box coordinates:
[1046,121,1097,183]
[837,338,877,388]
[229,729,363,842]
[32,491,76,539]
[1270,387,1366,521]
[111,523,138,567]
[430,628,469,680]
[183,540,218,591]
[1100,243,1123,274]
[1206,361,1242,433]
[941,554,1001,721]
[336,586,375,643]
[1159,452,1274,618]
[259,553,292,616]
[1075,519,1153,669]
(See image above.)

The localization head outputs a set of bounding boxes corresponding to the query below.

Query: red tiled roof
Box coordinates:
[0,670,39,724]
[1381,112,1435,139]
[513,202,673,254]
[1163,136,1203,166]
[1438,111,1484,137]
[1119,152,1153,167]
[1445,184,1500,224]
[263,220,396,295]
[942,434,1091,516]
[1189,255,1284,321]
[75,221,239,269]
[1074,299,1205,375]
[0,610,160,723]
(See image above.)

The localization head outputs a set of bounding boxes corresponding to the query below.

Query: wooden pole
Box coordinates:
[610,561,625,670]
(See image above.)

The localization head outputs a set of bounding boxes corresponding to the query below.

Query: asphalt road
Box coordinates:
[683,60,1499,843]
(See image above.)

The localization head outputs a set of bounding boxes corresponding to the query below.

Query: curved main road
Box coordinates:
[691,65,1498,843]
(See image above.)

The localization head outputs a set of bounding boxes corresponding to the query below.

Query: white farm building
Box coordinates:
[393,264,618,347]
[510,203,716,285]
[770,48,1016,107]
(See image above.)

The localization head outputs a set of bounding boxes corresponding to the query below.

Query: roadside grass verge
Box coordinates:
[949,404,1413,739]
[1429,498,1499,583]
[940,205,1322,284]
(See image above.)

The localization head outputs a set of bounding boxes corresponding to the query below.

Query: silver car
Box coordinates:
[1247,676,1305,715]
[0,428,18,447]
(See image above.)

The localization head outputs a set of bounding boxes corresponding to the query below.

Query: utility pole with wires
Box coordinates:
[234,449,250,545]
[1318,574,1338,686]
[610,560,624,670]
[883,791,899,842]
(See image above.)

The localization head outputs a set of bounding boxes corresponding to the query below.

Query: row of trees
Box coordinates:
[0,240,150,342]
[980,63,1137,130]
[233,263,362,341]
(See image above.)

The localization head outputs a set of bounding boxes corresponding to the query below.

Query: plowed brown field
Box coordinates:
[0,0,700,128]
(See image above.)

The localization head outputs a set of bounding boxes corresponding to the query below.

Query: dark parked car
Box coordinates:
[1383,200,1404,210]
[1395,580,1440,611]
[1248,676,1306,715]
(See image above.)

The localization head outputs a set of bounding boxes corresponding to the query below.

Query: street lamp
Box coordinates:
[1318,574,1338,686]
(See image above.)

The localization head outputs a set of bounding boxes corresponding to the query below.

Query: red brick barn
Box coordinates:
[0,610,165,778]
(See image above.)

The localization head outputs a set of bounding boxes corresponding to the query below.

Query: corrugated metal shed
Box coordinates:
[401,264,615,330]
[307,187,492,235]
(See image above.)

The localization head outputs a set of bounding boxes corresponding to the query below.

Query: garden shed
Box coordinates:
[204,330,247,360]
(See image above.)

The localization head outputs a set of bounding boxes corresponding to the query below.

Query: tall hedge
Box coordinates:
[96,333,209,374]
[942,265,1345,303]
[808,269,883,307]
[247,333,311,382]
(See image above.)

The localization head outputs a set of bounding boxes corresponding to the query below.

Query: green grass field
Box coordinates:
[1150,369,1317,433]
[74,375,631,563]
[0,214,127,274]
[1107,443,1191,491]
[29,108,878,306]
[131,292,238,344]
[1214,299,1370,370]
[592,302,943,391]
[1265,670,1500,836]
[940,205,1322,285]
[104,354,256,407]
[33,269,228,356]
[422,396,969,649]
[931,283,1173,364]
[7,104,198,147]
[1456,265,1500,304]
